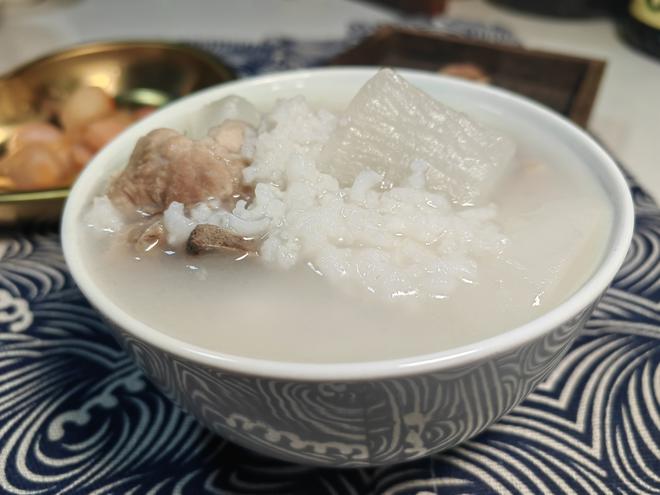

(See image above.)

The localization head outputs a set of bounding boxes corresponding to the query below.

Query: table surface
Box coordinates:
[1,0,659,200]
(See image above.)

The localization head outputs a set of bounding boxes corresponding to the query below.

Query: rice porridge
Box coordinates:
[80,70,611,363]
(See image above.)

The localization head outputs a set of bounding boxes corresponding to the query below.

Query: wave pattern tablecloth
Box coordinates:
[0,26,658,494]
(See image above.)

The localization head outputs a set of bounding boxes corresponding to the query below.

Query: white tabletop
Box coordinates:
[2,0,658,200]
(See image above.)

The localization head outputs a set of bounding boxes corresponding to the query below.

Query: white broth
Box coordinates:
[80,71,612,363]
[81,141,610,363]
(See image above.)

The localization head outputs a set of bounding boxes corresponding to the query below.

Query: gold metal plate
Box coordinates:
[0,41,236,224]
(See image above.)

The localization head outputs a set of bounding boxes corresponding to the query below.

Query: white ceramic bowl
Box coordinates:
[61,68,634,467]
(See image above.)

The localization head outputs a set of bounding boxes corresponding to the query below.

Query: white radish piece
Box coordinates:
[318,69,516,205]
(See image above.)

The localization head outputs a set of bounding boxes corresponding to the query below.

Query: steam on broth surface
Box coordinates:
[81,70,611,363]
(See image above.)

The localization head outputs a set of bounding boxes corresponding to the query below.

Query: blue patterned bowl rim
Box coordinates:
[60,67,635,382]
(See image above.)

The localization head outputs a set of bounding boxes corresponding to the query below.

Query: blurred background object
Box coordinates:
[488,0,660,59]
[617,0,660,59]
[358,0,447,16]
[331,26,604,127]
[488,0,615,18]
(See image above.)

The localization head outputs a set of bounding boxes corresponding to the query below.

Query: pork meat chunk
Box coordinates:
[108,121,252,217]
[186,223,259,255]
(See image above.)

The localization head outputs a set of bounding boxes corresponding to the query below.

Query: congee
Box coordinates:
[82,69,611,363]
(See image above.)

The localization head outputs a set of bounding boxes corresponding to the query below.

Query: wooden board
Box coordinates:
[329,26,605,127]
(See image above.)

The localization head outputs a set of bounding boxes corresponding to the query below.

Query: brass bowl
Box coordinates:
[0,41,236,224]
